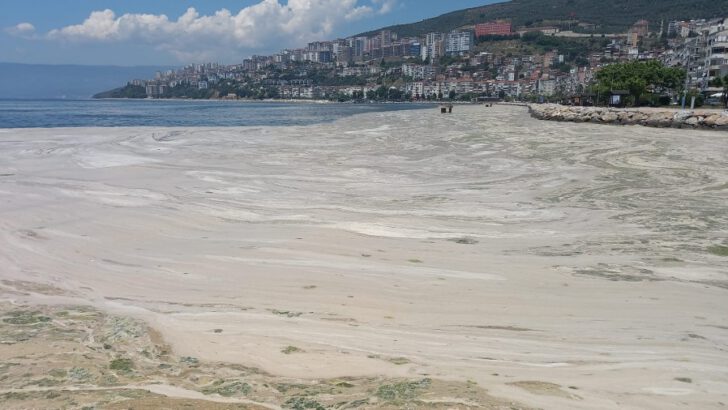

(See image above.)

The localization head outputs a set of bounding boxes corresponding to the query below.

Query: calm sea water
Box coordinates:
[0,99,429,128]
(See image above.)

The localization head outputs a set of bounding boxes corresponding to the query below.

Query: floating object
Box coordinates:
[440,104,453,114]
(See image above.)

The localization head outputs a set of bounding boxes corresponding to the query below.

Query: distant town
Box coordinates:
[97,17,728,106]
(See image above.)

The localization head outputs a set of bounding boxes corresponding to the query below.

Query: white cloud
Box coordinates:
[30,0,397,62]
[373,0,398,15]
[345,5,375,21]
[5,22,36,37]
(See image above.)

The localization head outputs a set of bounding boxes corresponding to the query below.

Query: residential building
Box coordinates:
[401,63,436,80]
[706,18,728,82]
[421,32,445,61]
[475,21,512,37]
[446,30,474,55]
[538,78,556,96]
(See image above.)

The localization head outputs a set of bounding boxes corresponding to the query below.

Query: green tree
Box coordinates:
[716,75,728,107]
[592,60,685,106]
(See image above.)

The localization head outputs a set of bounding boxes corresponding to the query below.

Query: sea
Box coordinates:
[0,99,429,128]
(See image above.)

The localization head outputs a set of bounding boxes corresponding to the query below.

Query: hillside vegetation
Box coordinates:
[359,0,728,37]
[93,85,147,99]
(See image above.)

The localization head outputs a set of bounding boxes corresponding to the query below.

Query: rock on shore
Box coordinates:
[529,103,728,130]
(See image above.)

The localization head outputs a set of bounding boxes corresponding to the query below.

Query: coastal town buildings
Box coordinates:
[662,17,728,90]
[125,16,726,103]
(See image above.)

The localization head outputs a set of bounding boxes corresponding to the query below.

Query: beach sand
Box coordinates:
[0,105,726,409]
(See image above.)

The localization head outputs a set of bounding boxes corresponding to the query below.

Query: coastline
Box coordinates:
[92,97,473,105]
[1,105,727,409]
[529,103,728,130]
[94,97,338,104]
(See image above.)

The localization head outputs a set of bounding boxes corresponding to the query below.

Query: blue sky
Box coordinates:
[1,0,498,66]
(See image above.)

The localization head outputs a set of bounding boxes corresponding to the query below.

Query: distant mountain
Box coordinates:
[0,63,173,99]
[358,0,728,37]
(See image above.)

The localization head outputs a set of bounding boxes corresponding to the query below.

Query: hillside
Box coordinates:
[93,84,148,99]
[358,0,728,37]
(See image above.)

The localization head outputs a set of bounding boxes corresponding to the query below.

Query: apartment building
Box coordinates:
[446,30,474,56]
[706,18,728,81]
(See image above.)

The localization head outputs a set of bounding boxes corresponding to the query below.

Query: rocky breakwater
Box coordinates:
[529,103,728,130]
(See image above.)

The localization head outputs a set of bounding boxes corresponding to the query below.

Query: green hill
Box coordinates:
[93,84,147,99]
[358,0,728,37]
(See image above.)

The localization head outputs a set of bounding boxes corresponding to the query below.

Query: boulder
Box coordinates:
[714,115,728,128]
[600,113,618,123]
[646,113,671,127]
[527,104,725,131]
[684,116,700,127]
[703,115,719,127]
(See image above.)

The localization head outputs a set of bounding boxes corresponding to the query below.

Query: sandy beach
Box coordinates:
[0,104,726,409]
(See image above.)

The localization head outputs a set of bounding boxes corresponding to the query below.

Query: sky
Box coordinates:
[1,0,498,66]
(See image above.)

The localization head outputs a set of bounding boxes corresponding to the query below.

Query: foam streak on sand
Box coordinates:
[0,105,727,409]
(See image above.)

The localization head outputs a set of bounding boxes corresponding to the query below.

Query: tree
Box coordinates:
[592,60,685,106]
[375,86,388,100]
[717,75,728,108]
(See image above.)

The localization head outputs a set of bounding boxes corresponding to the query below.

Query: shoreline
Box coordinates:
[91,97,478,106]
[529,103,728,130]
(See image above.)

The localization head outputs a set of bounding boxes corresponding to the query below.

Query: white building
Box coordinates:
[538,79,556,96]
[446,30,474,56]
[663,17,728,89]
[421,32,445,62]
[401,63,436,80]
[706,18,728,82]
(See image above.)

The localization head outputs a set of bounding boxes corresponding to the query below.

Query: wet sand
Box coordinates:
[0,105,727,409]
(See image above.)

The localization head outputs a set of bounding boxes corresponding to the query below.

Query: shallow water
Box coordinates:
[0,99,428,128]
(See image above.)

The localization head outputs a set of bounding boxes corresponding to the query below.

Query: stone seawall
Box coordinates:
[529,104,728,131]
